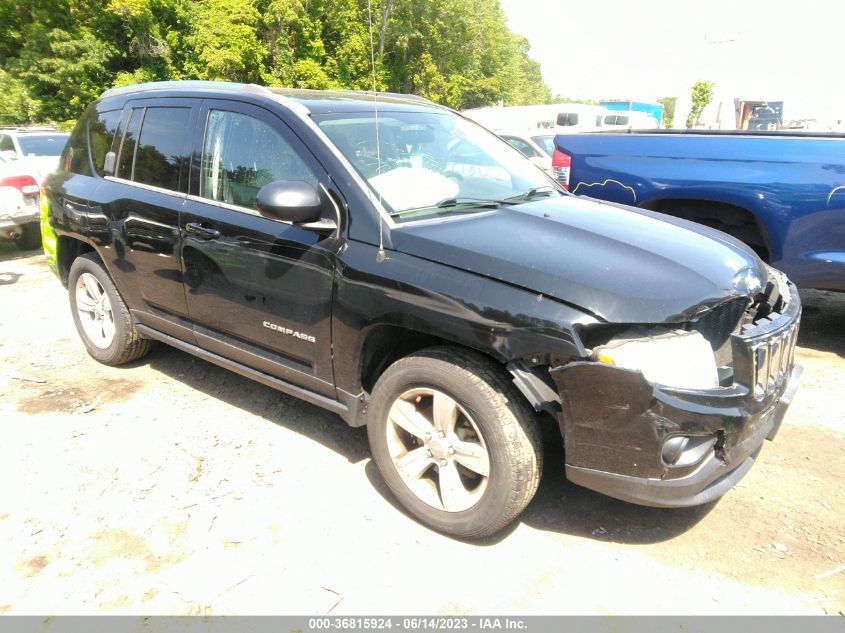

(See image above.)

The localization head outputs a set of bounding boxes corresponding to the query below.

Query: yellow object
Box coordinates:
[39,189,58,275]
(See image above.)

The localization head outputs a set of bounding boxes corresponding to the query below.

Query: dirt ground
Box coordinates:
[0,243,843,615]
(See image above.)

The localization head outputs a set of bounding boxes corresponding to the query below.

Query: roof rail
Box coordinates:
[0,125,59,132]
[338,89,435,104]
[100,80,273,99]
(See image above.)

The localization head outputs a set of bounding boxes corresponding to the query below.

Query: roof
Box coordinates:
[99,80,445,115]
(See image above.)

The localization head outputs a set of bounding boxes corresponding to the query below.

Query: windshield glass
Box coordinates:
[531,135,555,156]
[312,109,558,221]
[17,134,69,157]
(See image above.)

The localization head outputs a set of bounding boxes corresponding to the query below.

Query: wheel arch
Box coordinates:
[56,235,97,287]
[356,323,562,421]
[639,196,771,261]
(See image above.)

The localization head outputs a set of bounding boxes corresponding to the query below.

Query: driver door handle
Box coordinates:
[185,222,221,240]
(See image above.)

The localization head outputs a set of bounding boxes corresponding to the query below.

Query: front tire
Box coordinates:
[68,253,151,366]
[367,347,542,538]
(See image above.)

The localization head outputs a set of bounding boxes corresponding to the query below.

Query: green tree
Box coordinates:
[180,0,267,83]
[0,0,552,123]
[0,69,41,125]
[658,96,676,128]
[686,80,714,129]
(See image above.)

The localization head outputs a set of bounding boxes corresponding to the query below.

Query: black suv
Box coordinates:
[43,81,801,537]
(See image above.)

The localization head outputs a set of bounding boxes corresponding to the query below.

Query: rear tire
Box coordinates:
[14,223,41,250]
[367,347,542,538]
[68,253,151,366]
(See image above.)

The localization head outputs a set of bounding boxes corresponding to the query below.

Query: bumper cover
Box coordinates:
[0,207,39,231]
[550,288,802,508]
[564,364,801,507]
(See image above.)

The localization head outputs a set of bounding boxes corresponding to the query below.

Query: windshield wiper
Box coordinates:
[435,197,505,208]
[505,185,561,203]
[389,197,505,217]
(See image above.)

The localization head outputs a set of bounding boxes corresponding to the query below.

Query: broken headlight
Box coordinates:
[593,328,719,390]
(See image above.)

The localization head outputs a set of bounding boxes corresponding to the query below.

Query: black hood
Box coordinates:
[390,195,767,323]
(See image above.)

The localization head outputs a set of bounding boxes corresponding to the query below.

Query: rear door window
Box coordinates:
[132,107,191,191]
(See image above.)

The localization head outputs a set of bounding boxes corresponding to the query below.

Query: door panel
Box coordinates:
[96,99,198,338]
[181,100,338,395]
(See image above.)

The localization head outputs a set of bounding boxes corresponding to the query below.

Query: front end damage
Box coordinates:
[549,271,802,507]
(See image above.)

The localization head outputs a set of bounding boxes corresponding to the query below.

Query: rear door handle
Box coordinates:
[185,222,221,240]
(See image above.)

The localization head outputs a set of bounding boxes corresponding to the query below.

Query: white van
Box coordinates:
[601,111,660,130]
[463,104,608,134]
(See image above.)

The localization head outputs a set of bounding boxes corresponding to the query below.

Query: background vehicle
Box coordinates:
[602,111,660,129]
[463,104,607,133]
[44,82,801,538]
[0,160,42,249]
[497,130,553,175]
[553,130,845,290]
[600,100,664,126]
[0,127,70,181]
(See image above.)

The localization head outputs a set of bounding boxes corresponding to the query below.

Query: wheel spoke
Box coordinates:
[394,447,434,483]
[76,296,97,313]
[389,399,434,440]
[437,461,471,512]
[452,440,490,477]
[432,391,459,435]
[101,314,115,342]
[82,275,102,303]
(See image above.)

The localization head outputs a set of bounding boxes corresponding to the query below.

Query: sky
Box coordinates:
[498,0,845,123]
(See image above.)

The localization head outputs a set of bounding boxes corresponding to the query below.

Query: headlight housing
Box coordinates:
[593,328,719,390]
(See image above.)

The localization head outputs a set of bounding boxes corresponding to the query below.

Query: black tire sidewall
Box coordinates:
[68,256,130,365]
[14,223,41,250]
[368,354,529,537]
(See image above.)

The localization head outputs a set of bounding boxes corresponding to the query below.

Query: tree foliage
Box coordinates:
[0,0,551,123]
[658,95,676,128]
[686,80,714,129]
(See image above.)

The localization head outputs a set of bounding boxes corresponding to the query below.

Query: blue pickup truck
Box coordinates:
[552,130,845,291]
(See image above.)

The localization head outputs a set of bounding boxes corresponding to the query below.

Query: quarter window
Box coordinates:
[200,109,317,210]
[0,135,14,153]
[89,109,121,174]
[116,108,142,180]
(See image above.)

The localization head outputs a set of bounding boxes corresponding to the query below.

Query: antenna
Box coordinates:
[366,0,386,262]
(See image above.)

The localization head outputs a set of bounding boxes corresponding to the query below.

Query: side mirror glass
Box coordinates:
[256,180,322,223]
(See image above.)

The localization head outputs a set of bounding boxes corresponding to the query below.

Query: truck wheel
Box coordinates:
[68,253,151,366]
[14,223,41,250]
[367,347,542,538]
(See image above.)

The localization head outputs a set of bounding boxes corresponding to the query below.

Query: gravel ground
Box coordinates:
[1,243,843,615]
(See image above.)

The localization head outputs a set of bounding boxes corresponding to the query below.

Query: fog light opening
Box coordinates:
[662,434,719,467]
[661,436,689,465]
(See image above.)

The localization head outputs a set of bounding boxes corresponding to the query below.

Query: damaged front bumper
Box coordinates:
[550,289,802,508]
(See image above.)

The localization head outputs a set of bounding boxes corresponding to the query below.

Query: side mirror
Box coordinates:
[256,180,322,223]
[0,150,18,161]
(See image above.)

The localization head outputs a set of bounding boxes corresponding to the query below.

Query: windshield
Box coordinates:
[531,135,555,156]
[17,134,69,157]
[312,109,559,221]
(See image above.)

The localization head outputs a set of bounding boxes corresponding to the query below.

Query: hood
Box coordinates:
[390,195,766,323]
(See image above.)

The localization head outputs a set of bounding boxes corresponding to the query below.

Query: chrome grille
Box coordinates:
[732,291,801,400]
[749,318,799,398]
